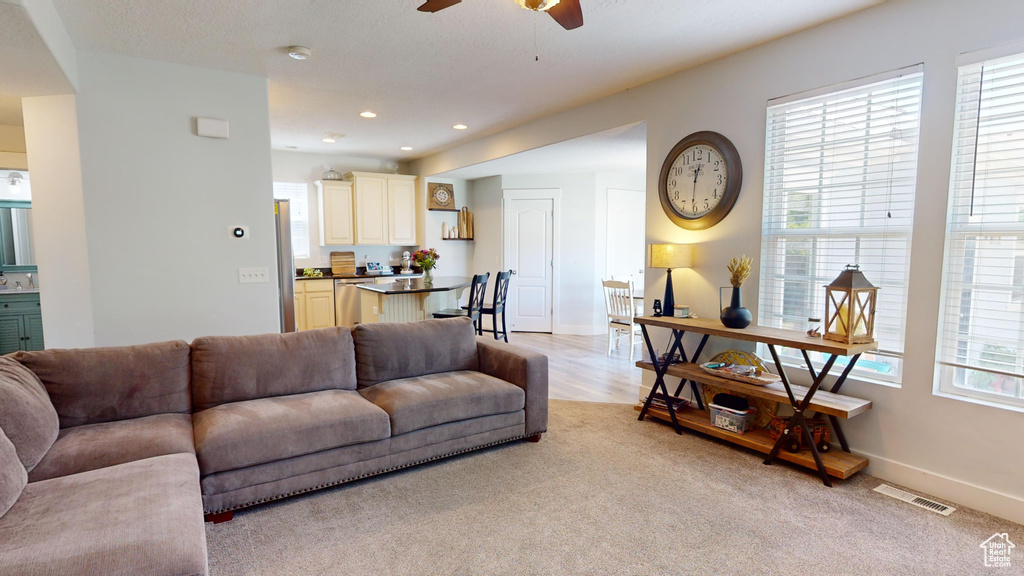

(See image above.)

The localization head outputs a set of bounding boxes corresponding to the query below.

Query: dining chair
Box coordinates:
[468,270,512,342]
[602,278,641,361]
[433,273,489,335]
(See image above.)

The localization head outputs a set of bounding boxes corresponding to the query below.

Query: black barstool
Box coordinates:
[467,270,512,342]
[433,273,489,335]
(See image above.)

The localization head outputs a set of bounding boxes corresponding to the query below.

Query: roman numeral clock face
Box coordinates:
[658,131,743,230]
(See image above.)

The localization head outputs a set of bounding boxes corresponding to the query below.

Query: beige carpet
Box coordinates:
[207,400,1023,575]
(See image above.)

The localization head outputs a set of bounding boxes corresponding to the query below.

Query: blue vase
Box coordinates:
[720,286,752,329]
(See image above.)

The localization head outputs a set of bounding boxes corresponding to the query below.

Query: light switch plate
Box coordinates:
[238,267,269,283]
[197,117,230,139]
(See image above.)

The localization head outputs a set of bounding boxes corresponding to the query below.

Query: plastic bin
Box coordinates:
[709,403,756,435]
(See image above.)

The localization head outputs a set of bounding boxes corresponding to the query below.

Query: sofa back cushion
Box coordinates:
[191,328,357,411]
[13,341,191,428]
[353,318,479,388]
[0,358,58,471]
[0,426,27,520]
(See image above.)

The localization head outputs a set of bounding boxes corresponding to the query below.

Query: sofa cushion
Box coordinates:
[192,389,391,475]
[0,357,58,471]
[353,317,479,388]
[359,370,525,435]
[0,427,26,520]
[13,341,192,428]
[191,328,357,411]
[0,453,207,576]
[28,413,196,482]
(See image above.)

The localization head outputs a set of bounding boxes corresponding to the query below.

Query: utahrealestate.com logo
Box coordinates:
[980,533,1015,568]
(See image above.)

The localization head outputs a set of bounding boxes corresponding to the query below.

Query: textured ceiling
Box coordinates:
[438,121,646,180]
[0,3,75,127]
[50,0,882,161]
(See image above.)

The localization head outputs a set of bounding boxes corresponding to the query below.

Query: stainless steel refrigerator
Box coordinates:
[274,200,296,332]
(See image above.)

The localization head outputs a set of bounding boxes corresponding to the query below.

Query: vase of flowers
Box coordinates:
[720,255,753,329]
[412,248,439,283]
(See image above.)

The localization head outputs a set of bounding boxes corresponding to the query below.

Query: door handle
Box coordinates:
[511,270,517,275]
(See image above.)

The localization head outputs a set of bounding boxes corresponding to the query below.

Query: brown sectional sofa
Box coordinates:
[0,317,548,575]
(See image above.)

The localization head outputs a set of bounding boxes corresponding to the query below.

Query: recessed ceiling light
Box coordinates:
[322,132,344,143]
[453,124,468,130]
[360,111,377,118]
[287,46,312,60]
[285,145,298,149]
[400,146,413,151]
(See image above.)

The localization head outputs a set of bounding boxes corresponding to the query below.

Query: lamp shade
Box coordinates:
[650,244,693,269]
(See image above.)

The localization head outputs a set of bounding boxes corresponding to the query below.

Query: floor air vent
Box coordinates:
[874,484,956,516]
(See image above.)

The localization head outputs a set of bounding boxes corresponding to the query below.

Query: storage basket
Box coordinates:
[709,403,756,435]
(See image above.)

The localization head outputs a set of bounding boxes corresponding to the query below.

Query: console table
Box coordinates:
[634,316,874,486]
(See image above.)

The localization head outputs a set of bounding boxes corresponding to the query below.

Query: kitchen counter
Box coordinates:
[357,276,471,324]
[356,276,471,295]
[295,273,423,281]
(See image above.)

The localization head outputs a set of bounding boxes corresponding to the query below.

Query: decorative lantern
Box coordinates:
[823,265,878,345]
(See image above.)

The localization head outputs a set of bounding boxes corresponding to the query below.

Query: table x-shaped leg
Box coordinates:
[763,344,838,487]
[800,350,862,453]
[637,325,686,433]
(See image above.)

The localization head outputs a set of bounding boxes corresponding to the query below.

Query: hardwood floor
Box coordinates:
[505,332,641,404]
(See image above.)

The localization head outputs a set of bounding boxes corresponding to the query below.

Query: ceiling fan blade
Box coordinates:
[417,0,461,13]
[547,0,583,30]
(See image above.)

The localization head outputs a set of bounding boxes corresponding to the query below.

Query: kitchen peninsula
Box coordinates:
[358,276,472,324]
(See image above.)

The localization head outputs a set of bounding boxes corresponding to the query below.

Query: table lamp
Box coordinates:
[650,244,693,317]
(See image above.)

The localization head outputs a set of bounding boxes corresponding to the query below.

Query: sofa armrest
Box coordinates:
[476,337,548,437]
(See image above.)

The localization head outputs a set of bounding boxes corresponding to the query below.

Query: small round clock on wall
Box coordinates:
[658,130,742,230]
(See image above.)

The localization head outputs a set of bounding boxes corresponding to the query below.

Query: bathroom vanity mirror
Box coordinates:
[0,201,35,270]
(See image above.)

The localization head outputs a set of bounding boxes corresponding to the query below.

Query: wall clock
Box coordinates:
[658,131,742,230]
[427,182,457,211]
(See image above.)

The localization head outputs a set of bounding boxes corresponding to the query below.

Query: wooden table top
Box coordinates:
[635,316,878,356]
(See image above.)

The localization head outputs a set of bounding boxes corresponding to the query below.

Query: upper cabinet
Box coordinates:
[387,176,417,245]
[316,180,354,246]
[336,172,416,246]
[348,172,389,245]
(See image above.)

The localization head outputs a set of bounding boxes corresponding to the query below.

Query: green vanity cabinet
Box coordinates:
[0,292,43,354]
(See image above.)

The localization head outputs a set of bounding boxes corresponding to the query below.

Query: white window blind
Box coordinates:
[758,66,924,383]
[272,182,310,259]
[935,52,1024,410]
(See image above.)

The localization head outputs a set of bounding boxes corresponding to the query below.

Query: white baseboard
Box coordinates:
[862,451,1024,525]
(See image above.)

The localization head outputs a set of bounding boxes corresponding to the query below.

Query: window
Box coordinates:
[758,66,924,384]
[272,182,310,259]
[935,51,1024,410]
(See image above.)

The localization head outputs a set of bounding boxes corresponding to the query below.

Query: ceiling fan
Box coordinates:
[417,0,584,31]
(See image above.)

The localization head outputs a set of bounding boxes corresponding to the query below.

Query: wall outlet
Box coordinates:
[372,305,379,315]
[238,267,269,283]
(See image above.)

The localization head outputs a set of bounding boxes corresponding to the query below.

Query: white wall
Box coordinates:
[469,170,644,335]
[413,0,1024,524]
[0,125,28,170]
[501,173,598,334]
[417,176,472,280]
[22,95,95,348]
[73,53,279,345]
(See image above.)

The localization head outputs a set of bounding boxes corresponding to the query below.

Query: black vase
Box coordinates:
[720,286,752,329]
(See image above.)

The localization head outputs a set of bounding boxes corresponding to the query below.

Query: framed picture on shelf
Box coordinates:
[427,182,456,211]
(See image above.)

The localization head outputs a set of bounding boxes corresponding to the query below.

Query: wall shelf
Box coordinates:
[442,237,474,241]
[427,207,460,212]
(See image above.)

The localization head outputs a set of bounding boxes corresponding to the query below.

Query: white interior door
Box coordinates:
[606,188,646,283]
[504,197,554,333]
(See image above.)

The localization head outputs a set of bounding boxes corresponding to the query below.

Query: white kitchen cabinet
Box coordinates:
[316,180,354,246]
[345,172,417,245]
[294,281,307,331]
[295,279,335,331]
[387,176,417,245]
[347,173,388,245]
